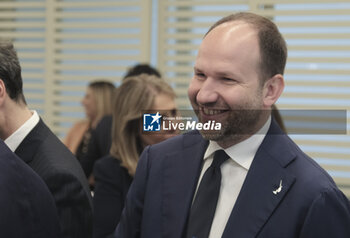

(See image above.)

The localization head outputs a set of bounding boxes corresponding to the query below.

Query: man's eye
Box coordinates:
[195,72,205,78]
[222,77,237,83]
[222,77,232,81]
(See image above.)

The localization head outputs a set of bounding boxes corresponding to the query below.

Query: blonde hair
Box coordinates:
[110,74,175,176]
[88,80,115,125]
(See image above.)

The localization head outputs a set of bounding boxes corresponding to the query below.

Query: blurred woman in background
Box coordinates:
[64,80,115,161]
[93,74,178,238]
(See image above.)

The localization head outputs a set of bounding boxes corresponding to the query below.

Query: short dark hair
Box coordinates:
[206,12,287,83]
[0,40,26,103]
[123,63,161,80]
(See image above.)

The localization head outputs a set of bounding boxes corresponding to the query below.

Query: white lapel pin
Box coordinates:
[273,180,283,195]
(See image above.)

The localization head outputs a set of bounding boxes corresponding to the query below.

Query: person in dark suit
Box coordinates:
[93,74,178,238]
[0,139,60,238]
[80,64,162,179]
[0,41,93,238]
[115,12,350,238]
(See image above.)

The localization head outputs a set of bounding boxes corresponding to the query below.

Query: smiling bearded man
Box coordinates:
[114,12,350,238]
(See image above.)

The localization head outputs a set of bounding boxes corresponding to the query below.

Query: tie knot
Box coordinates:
[211,150,229,169]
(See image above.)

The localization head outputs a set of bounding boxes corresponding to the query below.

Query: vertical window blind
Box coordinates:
[1,0,151,138]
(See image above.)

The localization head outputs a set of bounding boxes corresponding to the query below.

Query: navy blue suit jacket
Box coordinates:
[0,139,60,237]
[15,119,93,238]
[116,119,350,238]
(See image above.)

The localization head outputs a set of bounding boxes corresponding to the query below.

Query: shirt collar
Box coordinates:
[204,116,271,170]
[5,110,40,152]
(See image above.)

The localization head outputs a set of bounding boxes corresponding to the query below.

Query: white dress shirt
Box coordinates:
[194,116,271,238]
[5,110,40,152]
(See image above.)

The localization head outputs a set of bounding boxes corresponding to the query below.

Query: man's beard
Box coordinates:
[198,107,264,144]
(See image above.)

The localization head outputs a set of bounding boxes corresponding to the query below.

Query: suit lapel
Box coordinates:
[222,120,297,238]
[161,131,208,238]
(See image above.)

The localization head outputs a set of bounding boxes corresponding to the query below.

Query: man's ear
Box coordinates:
[262,74,284,108]
[0,79,7,106]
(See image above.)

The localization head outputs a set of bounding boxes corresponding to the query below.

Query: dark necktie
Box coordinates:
[186,149,229,238]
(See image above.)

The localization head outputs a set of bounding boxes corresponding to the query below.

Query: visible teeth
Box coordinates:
[203,108,223,115]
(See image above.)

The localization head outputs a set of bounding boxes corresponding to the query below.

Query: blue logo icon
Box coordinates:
[143,112,162,131]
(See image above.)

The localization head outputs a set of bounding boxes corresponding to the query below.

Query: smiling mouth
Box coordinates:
[201,107,228,116]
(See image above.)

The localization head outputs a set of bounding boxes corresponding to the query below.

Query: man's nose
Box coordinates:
[196,78,219,105]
